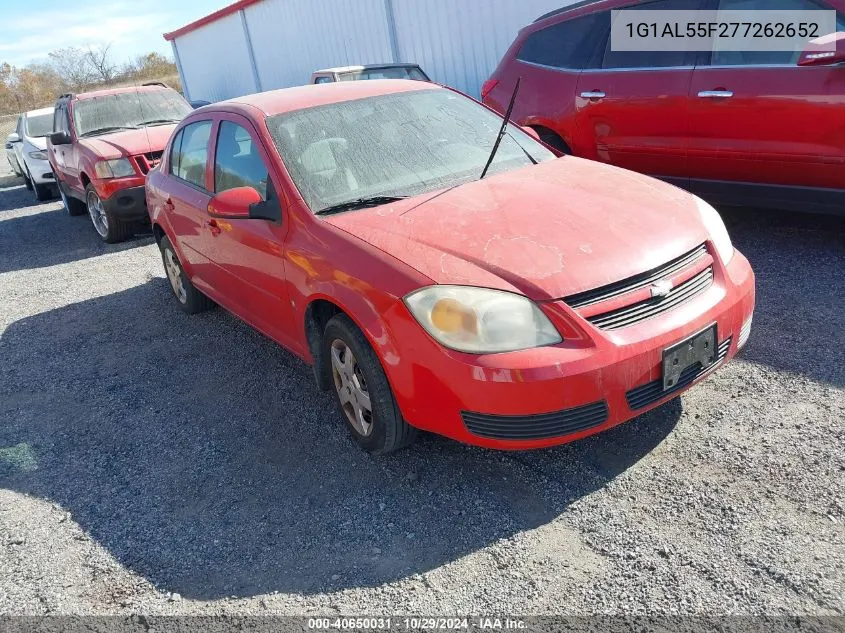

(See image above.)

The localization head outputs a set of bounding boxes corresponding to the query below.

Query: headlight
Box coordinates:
[694,195,734,265]
[28,150,48,160]
[94,158,136,179]
[404,285,562,353]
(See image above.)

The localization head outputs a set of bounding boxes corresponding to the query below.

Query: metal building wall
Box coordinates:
[171,0,578,102]
[244,0,395,92]
[174,12,257,103]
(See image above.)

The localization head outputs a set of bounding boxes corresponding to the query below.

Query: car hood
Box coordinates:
[324,157,711,301]
[78,125,176,159]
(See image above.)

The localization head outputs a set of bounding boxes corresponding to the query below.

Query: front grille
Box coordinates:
[134,151,163,175]
[462,401,608,441]
[565,244,707,309]
[587,267,714,331]
[626,337,732,411]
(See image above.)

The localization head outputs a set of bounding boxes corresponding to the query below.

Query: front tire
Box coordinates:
[323,314,417,455]
[59,185,86,216]
[33,181,53,202]
[22,170,33,191]
[86,183,133,243]
[158,235,215,314]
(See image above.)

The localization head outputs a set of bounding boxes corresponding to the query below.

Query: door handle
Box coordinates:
[164,198,175,212]
[580,91,606,100]
[698,90,734,98]
[206,218,222,236]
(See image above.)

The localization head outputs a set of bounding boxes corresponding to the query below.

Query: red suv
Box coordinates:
[48,84,192,242]
[483,0,845,215]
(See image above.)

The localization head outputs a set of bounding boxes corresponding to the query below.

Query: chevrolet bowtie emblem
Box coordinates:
[650,279,674,298]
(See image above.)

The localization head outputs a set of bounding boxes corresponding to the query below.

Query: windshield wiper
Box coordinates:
[138,119,181,126]
[79,126,138,137]
[315,196,409,216]
[480,77,522,180]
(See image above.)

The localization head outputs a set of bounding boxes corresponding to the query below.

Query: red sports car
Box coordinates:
[146,79,755,454]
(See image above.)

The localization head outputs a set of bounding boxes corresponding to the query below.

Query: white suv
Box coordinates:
[13,107,56,201]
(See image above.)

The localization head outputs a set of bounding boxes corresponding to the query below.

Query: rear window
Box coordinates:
[25,113,54,138]
[516,12,609,69]
[72,89,191,138]
[339,67,429,81]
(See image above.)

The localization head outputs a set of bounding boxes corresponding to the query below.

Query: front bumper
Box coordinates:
[25,157,54,185]
[100,185,149,222]
[385,249,755,450]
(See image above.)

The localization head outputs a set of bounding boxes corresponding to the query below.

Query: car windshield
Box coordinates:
[73,89,191,137]
[339,66,429,81]
[266,89,555,214]
[25,113,54,138]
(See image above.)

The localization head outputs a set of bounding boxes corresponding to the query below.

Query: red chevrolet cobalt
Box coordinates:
[146,80,755,454]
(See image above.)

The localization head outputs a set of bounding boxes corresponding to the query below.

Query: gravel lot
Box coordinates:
[0,168,843,617]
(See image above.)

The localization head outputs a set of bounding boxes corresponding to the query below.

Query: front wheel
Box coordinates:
[33,181,53,202]
[158,235,215,314]
[59,185,86,216]
[86,184,134,243]
[323,314,417,454]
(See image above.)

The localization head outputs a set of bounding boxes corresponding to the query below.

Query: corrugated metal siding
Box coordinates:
[175,12,256,102]
[390,0,575,97]
[172,0,581,101]
[244,0,395,92]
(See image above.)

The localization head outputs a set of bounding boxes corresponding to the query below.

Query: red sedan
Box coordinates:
[146,80,755,454]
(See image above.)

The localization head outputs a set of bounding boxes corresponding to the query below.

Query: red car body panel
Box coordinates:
[147,80,755,450]
[483,0,845,213]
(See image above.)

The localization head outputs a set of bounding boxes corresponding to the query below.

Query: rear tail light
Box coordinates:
[481,79,499,100]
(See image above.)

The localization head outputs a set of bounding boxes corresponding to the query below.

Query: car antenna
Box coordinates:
[479,77,521,180]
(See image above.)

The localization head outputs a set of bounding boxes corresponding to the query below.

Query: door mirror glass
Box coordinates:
[7,133,20,143]
[208,186,262,218]
[798,32,845,66]
[49,131,71,145]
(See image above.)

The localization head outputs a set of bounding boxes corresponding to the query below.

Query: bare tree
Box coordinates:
[85,44,118,83]
[48,47,95,89]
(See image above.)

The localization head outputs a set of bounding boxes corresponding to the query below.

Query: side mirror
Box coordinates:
[7,133,20,144]
[207,186,262,219]
[798,32,845,66]
[49,131,72,145]
[521,126,541,141]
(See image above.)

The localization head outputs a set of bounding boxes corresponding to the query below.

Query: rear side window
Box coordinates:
[214,121,269,200]
[602,0,702,69]
[169,120,212,189]
[516,12,609,69]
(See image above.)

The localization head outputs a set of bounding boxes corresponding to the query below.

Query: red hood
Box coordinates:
[78,125,176,158]
[325,157,710,301]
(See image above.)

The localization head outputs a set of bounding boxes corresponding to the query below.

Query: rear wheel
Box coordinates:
[323,314,417,454]
[159,235,215,314]
[86,184,134,243]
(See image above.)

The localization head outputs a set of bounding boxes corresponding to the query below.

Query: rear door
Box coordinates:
[204,115,295,347]
[574,0,704,180]
[687,0,845,207]
[164,119,216,291]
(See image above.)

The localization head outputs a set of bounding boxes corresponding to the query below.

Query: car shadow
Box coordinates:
[0,194,153,274]
[719,206,845,388]
[0,279,682,600]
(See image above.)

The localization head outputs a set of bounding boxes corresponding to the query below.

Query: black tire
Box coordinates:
[33,181,53,202]
[22,170,33,191]
[323,313,417,455]
[535,128,571,155]
[59,184,86,216]
[85,183,134,243]
[158,235,215,314]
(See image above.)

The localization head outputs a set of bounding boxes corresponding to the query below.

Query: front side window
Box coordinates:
[266,88,556,214]
[517,12,610,69]
[170,120,212,189]
[72,89,191,138]
[214,121,269,199]
[603,0,703,69]
[711,0,844,66]
[25,113,54,138]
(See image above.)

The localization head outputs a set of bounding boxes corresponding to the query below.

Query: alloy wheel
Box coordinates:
[164,248,187,304]
[86,190,109,237]
[330,339,374,437]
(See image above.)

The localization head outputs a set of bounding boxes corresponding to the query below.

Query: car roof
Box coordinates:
[217,79,439,117]
[24,106,54,117]
[72,84,174,101]
[314,63,422,74]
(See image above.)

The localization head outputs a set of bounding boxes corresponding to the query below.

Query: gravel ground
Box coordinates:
[0,174,843,617]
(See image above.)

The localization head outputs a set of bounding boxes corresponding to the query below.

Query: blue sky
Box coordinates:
[0,0,230,68]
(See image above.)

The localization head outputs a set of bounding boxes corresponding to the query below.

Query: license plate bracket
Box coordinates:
[662,324,717,391]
